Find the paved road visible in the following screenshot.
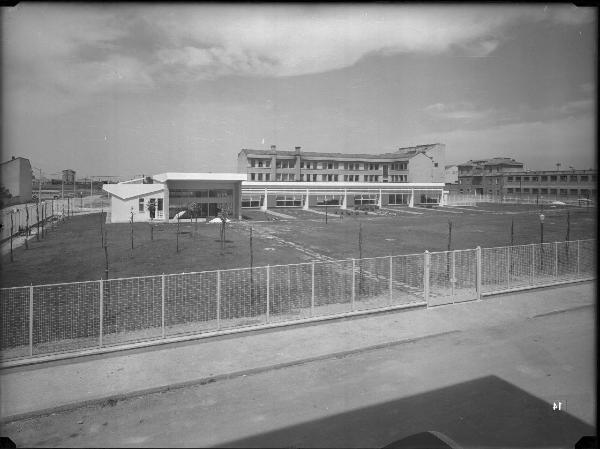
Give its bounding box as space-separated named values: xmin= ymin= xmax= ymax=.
xmin=1 ymin=285 xmax=594 ymax=447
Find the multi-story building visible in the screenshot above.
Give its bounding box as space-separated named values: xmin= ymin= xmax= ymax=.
xmin=237 ymin=144 xmax=447 ymax=209
xmin=503 ymin=169 xmax=597 ymax=201
xmin=453 ymin=157 xmax=596 ymax=201
xmin=1 ymin=156 xmax=33 ymax=203
xmin=62 ymin=169 xmax=76 ymax=185
xmin=453 ymin=158 xmax=524 ymax=196
xmin=238 ymin=143 xmax=446 ymax=184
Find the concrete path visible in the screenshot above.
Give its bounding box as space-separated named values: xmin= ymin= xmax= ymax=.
xmin=0 ymin=282 xmax=594 ymax=421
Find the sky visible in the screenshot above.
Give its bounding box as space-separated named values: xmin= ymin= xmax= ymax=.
xmin=2 ymin=3 xmax=597 ymax=180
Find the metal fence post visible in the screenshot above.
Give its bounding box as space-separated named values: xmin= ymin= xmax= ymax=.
xmin=577 ymin=240 xmax=580 ymax=277
xmin=99 ymin=279 xmax=103 ymax=347
xmin=554 ymin=241 xmax=558 ymax=279
xmin=506 ymin=246 xmax=510 ymax=290
xmin=216 ymin=270 xmax=221 ymax=330
xmin=531 ymin=244 xmax=535 ymax=285
xmin=451 ymin=251 xmax=455 ymax=302
xmin=161 ymin=274 xmax=165 ymax=338
xmin=476 ymin=246 xmax=482 ymax=300
xmin=29 ymin=284 xmax=33 ymax=356
xmin=266 ymin=265 xmax=270 ymax=323
xmin=424 ymin=251 xmax=430 ymax=307
xmin=311 ymin=262 xmax=315 ymax=317
xmin=351 ymin=259 xmax=356 ymax=311
xmin=389 ymin=255 xmax=393 ymax=305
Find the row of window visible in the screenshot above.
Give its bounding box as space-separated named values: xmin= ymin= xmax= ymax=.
xmin=506 ymin=188 xmax=593 ymax=195
xmin=507 ymin=174 xmax=595 ymax=183
xmin=138 ymin=198 xmax=163 ymax=212
xmin=248 ymin=159 xmax=411 ymax=171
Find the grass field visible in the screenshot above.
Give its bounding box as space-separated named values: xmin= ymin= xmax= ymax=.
xmin=1 ymin=204 xmax=596 ymax=288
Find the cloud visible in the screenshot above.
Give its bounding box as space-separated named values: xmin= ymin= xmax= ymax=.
xmin=423 ymin=102 xmax=497 ymax=122
xmin=2 ymin=3 xmax=596 ymax=116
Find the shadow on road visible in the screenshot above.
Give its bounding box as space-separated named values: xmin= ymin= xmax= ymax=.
xmin=217 ymin=375 xmax=594 ymax=448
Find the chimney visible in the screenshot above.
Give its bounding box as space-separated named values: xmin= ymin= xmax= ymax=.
xmin=11 ymin=156 xmax=15 ymax=160
xmin=295 ymin=146 xmax=301 ymax=154
xmin=270 ymin=145 xmax=276 ymax=151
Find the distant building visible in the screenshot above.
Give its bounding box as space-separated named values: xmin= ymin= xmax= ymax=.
xmin=0 ymin=156 xmax=32 ymax=204
xmin=444 ymin=165 xmax=459 ymax=185
xmin=238 ymin=143 xmax=446 ymax=184
xmin=62 ymin=169 xmax=76 ymax=185
xmin=454 ymin=157 xmax=597 ymax=201
xmin=452 ymin=158 xmax=524 ymax=196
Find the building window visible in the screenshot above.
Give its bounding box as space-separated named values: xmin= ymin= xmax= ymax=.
xmin=570 ymin=175 xmax=578 ymax=182
xmin=523 ymin=177 xmax=529 ymax=181
xmin=570 ymin=189 xmax=578 ymax=195
xmin=541 ymin=188 xmax=548 ymax=194
xmin=541 ymin=176 xmax=548 ymax=181
xmin=282 ymin=173 xmax=289 ymax=181
xmin=523 ymin=188 xmax=530 ymax=193
xmin=313 ymin=174 xmax=317 ymax=181
xmin=508 ymin=176 xmax=513 ymax=181
xmin=354 ymin=194 xmax=377 ymax=205
xmin=515 ymin=176 xmax=521 ymax=181
xmin=334 ymin=174 xmax=339 ymax=181
xmin=434 ymin=163 xmax=438 ymax=167
xmin=531 ymin=176 xmax=538 ymax=182
xmin=515 ymin=188 xmax=521 ymax=193
xmin=275 ymin=195 xmax=302 ymax=207
xmin=251 ymin=173 xmax=256 ymax=181
xmin=258 ymin=161 xmax=263 ymax=168
xmin=265 ymin=160 xmax=271 ymax=168
xmin=316 ymin=195 xmax=340 ymax=206
xmin=265 ymin=174 xmax=270 ymax=181
xmin=300 ymin=162 xmax=304 ymax=169
xmin=139 ymin=198 xmax=144 ymax=212
xmin=560 ymin=175 xmax=568 ymax=182
xmin=276 ymin=173 xmax=281 ymax=181
xmin=560 ymin=189 xmax=568 ymax=195
xmin=241 ymin=196 xmax=261 ymax=208
xmin=507 ymin=188 xmax=513 ymax=193
xmin=550 ymin=189 xmax=557 ymax=194
xmin=550 ymin=175 xmax=557 ymax=181
xmin=276 ymin=159 xmax=295 ymax=169
xmin=250 ymin=159 xmax=256 ymax=168
xmin=532 ymin=188 xmax=538 ymax=194
xmin=580 ymin=175 xmax=589 ymax=182
xmin=334 ymin=162 xmax=339 ymax=169
xmin=289 ymin=174 xmax=295 ymax=181
xmin=258 ymin=173 xmax=263 ymax=181
xmin=327 ymin=163 xmax=333 ymax=169
xmin=344 ymin=175 xmax=348 ymax=181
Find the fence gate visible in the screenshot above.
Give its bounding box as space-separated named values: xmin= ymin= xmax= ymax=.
xmin=427 ymin=249 xmax=478 ymax=306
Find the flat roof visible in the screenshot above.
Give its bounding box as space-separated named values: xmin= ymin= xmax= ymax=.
xmin=153 ymin=172 xmax=247 ymax=182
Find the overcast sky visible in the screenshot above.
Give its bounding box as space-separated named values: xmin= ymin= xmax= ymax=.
xmin=2 ymin=3 xmax=597 ymax=179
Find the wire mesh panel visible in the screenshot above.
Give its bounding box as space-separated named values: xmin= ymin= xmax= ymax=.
xmin=556 ymin=241 xmax=578 ymax=281
xmin=269 ymin=263 xmax=312 ymax=323
xmin=507 ymin=244 xmax=536 ymax=290
xmin=428 ymin=252 xmax=453 ymax=306
xmin=354 ymin=257 xmax=391 ymax=311
xmin=102 ymin=276 xmax=162 ymax=346
xmin=33 ymin=281 xmax=100 ymax=355
xmin=533 ymin=242 xmax=556 ymax=285
xmin=578 ymin=239 xmax=596 ymax=278
xmin=165 ymin=271 xmax=218 ymax=337
xmin=453 ymin=249 xmax=477 ymax=303
xmin=428 ymin=250 xmax=477 ymax=306
xmin=391 ymin=254 xmax=425 ymax=305
xmin=0 ymin=287 xmax=30 ymax=360
xmin=313 ymin=259 xmax=353 ymax=317
xmin=220 ymin=267 xmax=268 ymax=329
xmin=481 ymin=247 xmax=509 ymax=293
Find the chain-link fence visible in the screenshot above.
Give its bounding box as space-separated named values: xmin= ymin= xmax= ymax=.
xmin=1 ymin=239 xmax=595 ymax=362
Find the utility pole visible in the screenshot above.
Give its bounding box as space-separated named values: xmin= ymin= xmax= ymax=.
xmin=38 ymin=168 xmax=42 ymax=202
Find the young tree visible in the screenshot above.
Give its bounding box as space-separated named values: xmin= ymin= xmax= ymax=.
xmin=147 ymin=200 xmax=156 ymax=241
xmin=176 ymin=215 xmax=181 ymax=253
xmin=103 ymin=229 xmax=109 ymax=279
xmin=36 ymin=203 xmax=40 ymax=241
xmin=218 ymin=206 xmax=231 ymax=250
xmin=25 ymin=205 xmax=29 ymax=249
xmin=129 ymin=208 xmax=134 ymax=252
xmin=9 ymin=210 xmax=14 ymax=262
